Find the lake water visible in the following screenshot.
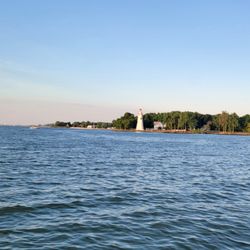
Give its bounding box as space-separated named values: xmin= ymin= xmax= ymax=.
xmin=0 ymin=126 xmax=250 ymax=249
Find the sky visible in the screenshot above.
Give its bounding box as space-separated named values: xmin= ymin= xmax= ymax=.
xmin=0 ymin=0 xmax=250 ymax=124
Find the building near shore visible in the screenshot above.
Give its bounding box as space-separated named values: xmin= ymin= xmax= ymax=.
xmin=154 ymin=121 xmax=164 ymax=130
xmin=87 ymin=124 xmax=96 ymax=129
xmin=136 ymin=109 xmax=144 ymax=131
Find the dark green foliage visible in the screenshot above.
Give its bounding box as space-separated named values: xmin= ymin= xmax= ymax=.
xmin=117 ymin=111 xmax=249 ymax=132
xmin=96 ymin=122 xmax=112 ymax=129
xmin=72 ymin=121 xmax=81 ymax=127
xmin=239 ymin=115 xmax=250 ymax=132
xmin=53 ymin=111 xmax=250 ymax=132
xmin=54 ymin=121 xmax=71 ymax=127
xmin=112 ymin=112 xmax=136 ymax=129
xmin=143 ymin=113 xmax=154 ymax=128
xmin=53 ymin=121 xmax=112 ymax=129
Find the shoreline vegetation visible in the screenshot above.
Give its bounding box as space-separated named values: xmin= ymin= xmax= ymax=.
xmin=112 ymin=129 xmax=250 ymax=136
xmin=50 ymin=110 xmax=250 ymax=136
xmin=69 ymin=127 xmax=250 ymax=136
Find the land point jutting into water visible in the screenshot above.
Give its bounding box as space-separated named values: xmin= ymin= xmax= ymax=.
xmin=51 ymin=109 xmax=250 ymax=135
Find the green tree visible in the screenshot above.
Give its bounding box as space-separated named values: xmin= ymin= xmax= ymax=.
xmin=54 ymin=121 xmax=71 ymax=127
xmin=218 ymin=111 xmax=229 ymax=132
xmin=143 ymin=113 xmax=154 ymax=129
xmin=246 ymin=123 xmax=250 ymax=133
xmin=178 ymin=112 xmax=188 ymax=130
xmin=171 ymin=111 xmax=181 ymax=129
xmin=187 ymin=112 xmax=197 ymax=130
xmin=112 ymin=113 xmax=136 ymax=129
xmin=164 ymin=113 xmax=174 ymax=130
xmin=72 ymin=121 xmax=80 ymax=127
xmin=228 ymin=113 xmax=239 ymax=132
xmin=239 ymin=115 xmax=250 ymax=132
xmin=211 ymin=115 xmax=220 ymax=131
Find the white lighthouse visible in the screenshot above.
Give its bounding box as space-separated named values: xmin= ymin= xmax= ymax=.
xmin=136 ymin=108 xmax=144 ymax=131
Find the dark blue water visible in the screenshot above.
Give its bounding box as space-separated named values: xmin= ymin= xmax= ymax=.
xmin=0 ymin=126 xmax=250 ymax=249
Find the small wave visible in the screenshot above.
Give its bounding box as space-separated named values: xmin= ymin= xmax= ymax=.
xmin=0 ymin=205 xmax=34 ymax=216
xmin=0 ymin=201 xmax=86 ymax=216
xmin=36 ymin=200 xmax=84 ymax=209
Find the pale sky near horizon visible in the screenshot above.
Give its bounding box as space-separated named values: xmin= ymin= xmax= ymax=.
xmin=1 ymin=0 xmax=250 ymax=124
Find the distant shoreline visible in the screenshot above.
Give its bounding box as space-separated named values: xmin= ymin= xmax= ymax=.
xmin=111 ymin=128 xmax=250 ymax=136
xmin=68 ymin=127 xmax=250 ymax=136
xmin=1 ymin=125 xmax=250 ymax=136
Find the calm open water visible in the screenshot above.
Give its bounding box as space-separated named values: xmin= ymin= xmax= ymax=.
xmin=0 ymin=126 xmax=250 ymax=249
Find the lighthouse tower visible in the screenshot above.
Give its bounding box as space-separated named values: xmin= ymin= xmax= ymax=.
xmin=136 ymin=109 xmax=144 ymax=131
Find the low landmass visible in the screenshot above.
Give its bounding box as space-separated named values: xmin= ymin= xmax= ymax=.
xmin=51 ymin=110 xmax=250 ymax=135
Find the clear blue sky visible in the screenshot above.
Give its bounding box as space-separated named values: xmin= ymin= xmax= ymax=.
xmin=1 ymin=0 xmax=250 ymax=124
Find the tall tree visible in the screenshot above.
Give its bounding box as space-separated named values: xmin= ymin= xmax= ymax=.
xmin=112 ymin=113 xmax=136 ymax=129
xmin=218 ymin=111 xmax=229 ymax=132
xmin=143 ymin=113 xmax=154 ymax=129
xmin=178 ymin=112 xmax=188 ymax=130
xmin=228 ymin=113 xmax=239 ymax=132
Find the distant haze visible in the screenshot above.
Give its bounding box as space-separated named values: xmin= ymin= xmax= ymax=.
xmin=1 ymin=98 xmax=248 ymax=126
xmin=0 ymin=99 xmax=134 ymax=125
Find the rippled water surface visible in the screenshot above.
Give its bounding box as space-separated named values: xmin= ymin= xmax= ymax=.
xmin=1 ymin=126 xmax=250 ymax=249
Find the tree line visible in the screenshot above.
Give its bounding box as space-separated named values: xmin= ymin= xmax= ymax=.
xmin=52 ymin=111 xmax=250 ymax=133
xmin=112 ymin=111 xmax=250 ymax=132
xmin=53 ymin=121 xmax=112 ymax=129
